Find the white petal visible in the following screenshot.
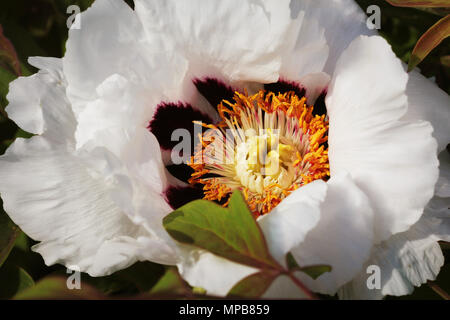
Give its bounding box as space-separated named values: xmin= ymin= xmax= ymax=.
xmin=403 ymin=69 xmax=450 ymax=153
xmin=258 ymin=180 xmax=327 ymax=262
xmin=79 ymin=127 xmax=179 ymax=260
xmin=135 ymin=0 xmax=303 ymax=83
xmin=64 ymin=0 xmax=138 ymax=112
xmin=339 ymin=205 xmax=448 ymax=299
xmin=290 ymin=0 xmax=376 ymax=74
xmin=5 ymin=76 xmax=42 ymax=134
xmin=110 ymin=175 xmax=176 ymax=252
xmin=327 ymin=36 xmax=439 ymax=242
xmin=75 ymin=74 xmax=136 ymax=149
xmin=0 ymin=137 xmax=170 ymax=276
xmin=85 ymin=236 xmax=177 ymax=274
xmin=2 ymin=50 xmax=178 ymax=275
xmin=292 ymin=173 xmax=374 ymax=295
xmin=177 ymin=248 xmax=257 ymax=297
xmin=6 ymin=57 xmax=75 ymax=140
xmin=279 ymin=12 xmax=329 ymax=80
xmin=63 ymin=0 xmax=186 ymax=115
xmin=28 ymin=56 xmax=64 ymax=79
xmin=73 ymin=61 xmax=195 ymax=153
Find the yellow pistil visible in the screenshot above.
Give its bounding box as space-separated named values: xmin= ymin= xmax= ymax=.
xmin=189 ymin=90 xmax=329 ymax=217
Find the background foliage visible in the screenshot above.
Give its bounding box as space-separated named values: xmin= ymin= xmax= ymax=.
xmin=0 ymin=0 xmax=448 ymax=299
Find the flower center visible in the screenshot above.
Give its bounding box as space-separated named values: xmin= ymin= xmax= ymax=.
xmin=189 ymin=90 xmax=329 ymax=217
xmin=235 ymin=130 xmax=297 ymax=193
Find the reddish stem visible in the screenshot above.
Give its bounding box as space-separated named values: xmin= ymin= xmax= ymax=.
xmin=428 ymin=282 xmax=450 ymax=300
xmin=285 ymin=271 xmax=318 ymax=300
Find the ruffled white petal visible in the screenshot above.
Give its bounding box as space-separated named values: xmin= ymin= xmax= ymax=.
xmin=339 ymin=203 xmax=449 ymax=299
xmin=403 ymin=69 xmax=450 ymax=153
xmin=135 ymin=0 xmax=325 ymax=84
xmin=0 ymin=136 xmax=157 ymax=276
xmin=292 ymin=173 xmax=374 ymax=295
xmin=79 ymin=127 xmax=179 ymax=263
xmin=2 ymin=52 xmax=178 ymax=275
xmin=64 ymin=0 xmax=187 ymax=116
xmin=339 ymin=154 xmax=450 ymax=300
xmin=64 ymin=0 xmax=143 ymax=113
xmin=327 ymin=35 xmax=439 ymax=242
xmin=135 ymin=0 xmax=288 ymax=82
xmin=258 ymin=180 xmax=327 ymax=262
xmin=6 ymin=57 xmax=74 ymax=140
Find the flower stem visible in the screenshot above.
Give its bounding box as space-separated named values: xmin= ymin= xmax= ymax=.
xmin=285 ymin=271 xmax=318 ymax=300
xmin=428 ymin=282 xmax=450 ymax=300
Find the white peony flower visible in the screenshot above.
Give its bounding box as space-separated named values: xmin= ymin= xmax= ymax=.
xmin=0 ymin=0 xmax=448 ymax=299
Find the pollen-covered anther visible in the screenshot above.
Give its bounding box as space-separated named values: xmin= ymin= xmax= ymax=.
xmin=189 ymin=90 xmax=329 ymax=216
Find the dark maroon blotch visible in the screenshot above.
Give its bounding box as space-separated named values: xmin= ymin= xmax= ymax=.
xmin=165 ymin=185 xmax=204 ymax=209
xmin=193 ymin=77 xmax=236 ymax=111
xmin=264 ymin=79 xmax=306 ymax=99
xmin=166 ymin=164 xmax=195 ymax=183
xmin=148 ymin=102 xmax=213 ymax=150
xmin=312 ymin=90 xmax=327 ymax=117
xmin=313 ymin=90 xmax=328 ymax=150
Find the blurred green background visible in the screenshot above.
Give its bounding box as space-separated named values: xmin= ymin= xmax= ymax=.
xmin=0 ymin=0 xmax=448 ymax=299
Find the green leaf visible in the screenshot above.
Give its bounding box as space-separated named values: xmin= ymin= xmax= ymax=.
xmin=227 ymin=271 xmax=279 ymax=298
xmin=0 ymin=264 xmax=34 ymax=299
xmin=16 ymin=267 xmax=34 ymax=290
xmin=286 ymin=252 xmax=301 ymax=271
xmin=300 ymin=265 xmax=333 ymax=280
xmin=192 ymin=286 xmax=207 ymax=295
xmin=408 ymin=14 xmax=450 ymax=71
xmin=163 ymin=190 xmax=279 ymax=270
xmin=15 ymin=128 xmax=33 ymax=139
xmin=386 ymin=0 xmax=450 ymax=7
xmin=12 ymin=231 xmax=28 ymax=251
xmin=14 ymin=276 xmax=105 ymax=300
xmin=0 ymin=209 xmax=20 ymax=267
xmin=285 ymin=253 xmax=332 ymax=280
xmin=149 ymin=268 xmax=190 ymax=296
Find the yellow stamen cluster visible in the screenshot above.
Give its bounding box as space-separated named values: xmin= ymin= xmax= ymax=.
xmin=189 ymin=90 xmax=329 ymax=217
